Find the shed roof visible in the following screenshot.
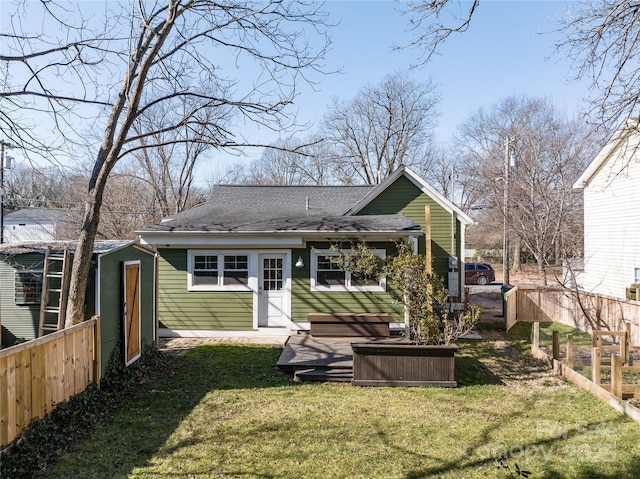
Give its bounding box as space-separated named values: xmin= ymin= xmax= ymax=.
xmin=0 ymin=240 xmax=149 ymax=256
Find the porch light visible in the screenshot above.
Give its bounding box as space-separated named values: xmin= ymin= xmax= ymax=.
xmin=295 ymin=256 xmax=304 ymax=269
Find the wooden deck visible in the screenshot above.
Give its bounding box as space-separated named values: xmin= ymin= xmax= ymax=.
xmin=276 ymin=334 xmax=354 ymax=371
xmin=276 ymin=334 xmax=411 ymax=382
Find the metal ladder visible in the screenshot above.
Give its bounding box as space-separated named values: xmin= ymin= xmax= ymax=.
xmin=38 ymin=247 xmax=70 ymax=336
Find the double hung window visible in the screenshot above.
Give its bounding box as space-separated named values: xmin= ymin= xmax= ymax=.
xmin=189 ymin=251 xmax=249 ymax=290
xmin=311 ymin=249 xmax=385 ymax=292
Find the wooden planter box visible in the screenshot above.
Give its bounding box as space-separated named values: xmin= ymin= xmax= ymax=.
xmin=351 ymin=342 xmax=458 ymax=388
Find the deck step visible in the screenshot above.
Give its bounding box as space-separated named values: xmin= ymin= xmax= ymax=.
xmin=294 ymin=368 xmax=353 ymax=382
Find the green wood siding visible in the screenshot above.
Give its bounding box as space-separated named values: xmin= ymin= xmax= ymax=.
xmin=98 ymin=245 xmax=156 ymax=372
xmin=357 ymin=175 xmax=461 ymax=279
xmin=291 ymin=243 xmax=404 ymax=323
xmin=0 ymin=253 xmax=97 ymax=347
xmin=157 ymin=249 xmax=253 ymax=330
xmin=0 ymin=253 xmax=42 ymax=346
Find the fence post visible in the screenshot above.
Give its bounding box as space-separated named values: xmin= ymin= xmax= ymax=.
xmin=612 ymin=353 xmax=623 ymax=398
xmin=93 ymin=316 xmax=101 ymax=388
xmin=592 ymin=347 xmax=601 ymax=385
xmin=552 ymin=330 xmax=560 ymax=360
xmin=625 ymin=323 xmax=632 ymax=366
xmin=566 ymin=334 xmax=574 ymax=369
xmin=532 ymin=322 xmax=540 ymax=349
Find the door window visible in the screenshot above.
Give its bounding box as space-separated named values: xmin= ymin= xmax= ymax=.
xmin=263 ymin=257 xmax=283 ymax=291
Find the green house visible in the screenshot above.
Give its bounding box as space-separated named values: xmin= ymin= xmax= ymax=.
xmin=0 ymin=240 xmax=156 ymax=374
xmin=137 ymin=167 xmax=472 ymax=337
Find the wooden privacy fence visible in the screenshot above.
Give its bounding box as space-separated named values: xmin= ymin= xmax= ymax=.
xmin=505 ymin=286 xmax=640 ymax=345
xmin=0 ymin=317 xmax=100 ymax=449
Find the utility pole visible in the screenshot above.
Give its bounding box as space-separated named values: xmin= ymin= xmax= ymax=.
xmin=0 ymin=140 xmax=14 ymax=244
xmin=502 ymin=137 xmax=517 ymax=286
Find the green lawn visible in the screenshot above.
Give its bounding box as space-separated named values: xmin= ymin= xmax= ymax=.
xmin=38 ymin=329 xmax=640 ymax=479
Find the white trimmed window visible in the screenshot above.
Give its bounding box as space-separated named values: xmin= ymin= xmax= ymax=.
xmin=310 ymin=249 xmax=386 ymax=292
xmin=188 ymin=251 xmax=250 ymax=291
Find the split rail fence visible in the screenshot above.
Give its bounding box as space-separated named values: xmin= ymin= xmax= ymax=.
xmin=0 ymin=317 xmax=100 ymax=449
xmin=505 ymin=286 xmax=640 ymax=423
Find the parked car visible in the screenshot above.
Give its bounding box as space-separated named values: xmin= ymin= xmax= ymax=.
xmin=464 ymin=262 xmax=495 ymax=285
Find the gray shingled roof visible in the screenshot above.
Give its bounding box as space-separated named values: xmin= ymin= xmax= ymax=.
xmin=140 ymin=185 xmax=420 ymax=234
xmin=4 ymin=207 xmax=60 ymax=222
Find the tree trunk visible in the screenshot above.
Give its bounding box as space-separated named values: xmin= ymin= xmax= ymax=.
xmin=512 ymin=236 xmax=522 ymax=272
xmin=535 ymin=253 xmax=547 ymax=286
xmin=64 ymin=6 xmax=177 ymax=325
xmin=65 ymin=148 xmax=113 ymax=326
xmin=65 ymin=194 xmax=103 ymax=326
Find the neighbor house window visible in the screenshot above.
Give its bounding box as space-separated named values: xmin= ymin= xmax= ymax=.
xmin=188 ymin=251 xmax=251 ymax=291
xmin=311 ymin=249 xmax=385 ymax=292
xmin=15 ymin=270 xmax=43 ymax=304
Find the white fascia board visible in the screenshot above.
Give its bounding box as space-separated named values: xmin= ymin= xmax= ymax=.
xmin=345 ymin=166 xmax=474 ymax=225
xmin=303 ymin=232 xmax=422 ymax=243
xmin=138 ymin=230 xmax=419 ymax=248
xmin=94 ymin=240 xmax=137 ymax=258
xmin=138 ymin=232 xmax=305 ymax=248
xmin=573 ymin=119 xmax=639 ymax=189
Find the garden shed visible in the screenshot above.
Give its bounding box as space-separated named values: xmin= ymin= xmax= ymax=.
xmin=0 ymin=240 xmax=157 ymax=374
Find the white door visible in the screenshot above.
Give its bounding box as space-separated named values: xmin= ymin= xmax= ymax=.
xmin=258 ymin=254 xmax=288 ymax=327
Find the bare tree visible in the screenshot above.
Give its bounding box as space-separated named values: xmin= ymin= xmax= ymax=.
xmin=3 ymin=164 xmax=68 ymax=209
xmin=241 ymin=135 xmax=332 ymax=185
xmin=558 ymin=0 xmax=640 ymax=129
xmin=402 ymin=0 xmax=480 ymax=65
xmin=404 ymin=0 xmax=640 ymax=131
xmin=321 ymin=72 xmax=440 ymax=185
xmin=126 ymin=99 xmax=224 ymax=216
xmin=455 ymin=96 xmax=596 ymax=284
xmin=1 ymin=1 xmax=330 ymax=325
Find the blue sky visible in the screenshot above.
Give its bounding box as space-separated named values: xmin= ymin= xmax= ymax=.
xmin=308 ymin=0 xmax=587 ymax=140
xmin=214 ymin=0 xmax=592 ymax=178
xmin=2 ymin=1 xmax=591 ymax=179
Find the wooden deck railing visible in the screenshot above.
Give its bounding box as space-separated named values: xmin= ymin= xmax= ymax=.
xmin=0 ymin=317 xmax=100 ymax=448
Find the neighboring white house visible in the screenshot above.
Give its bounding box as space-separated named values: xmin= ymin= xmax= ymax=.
xmin=573 ymin=119 xmax=640 ymax=299
xmin=3 ymin=208 xmax=59 ymax=242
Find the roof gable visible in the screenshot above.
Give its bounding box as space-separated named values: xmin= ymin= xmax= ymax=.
xmin=574 ymin=119 xmax=640 ymax=189
xmin=347 ymin=166 xmax=473 ymax=225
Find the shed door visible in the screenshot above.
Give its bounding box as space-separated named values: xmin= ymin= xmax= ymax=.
xmin=258 ymin=254 xmax=288 ymax=328
xmin=123 ymin=261 xmax=141 ymax=366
